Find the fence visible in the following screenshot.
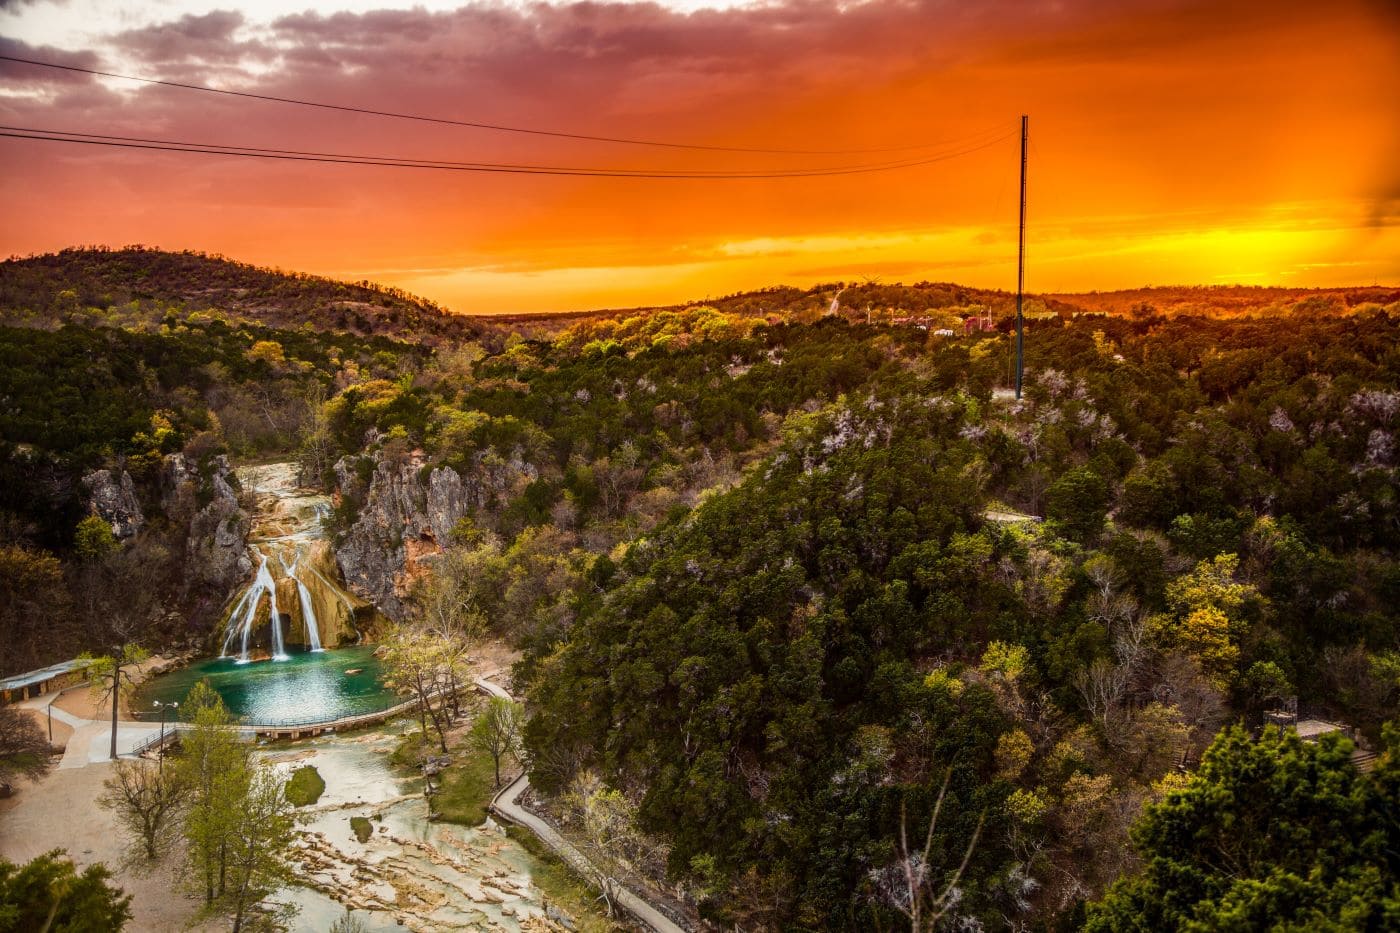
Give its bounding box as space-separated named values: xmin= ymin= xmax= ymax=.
xmin=131 ymin=682 xmax=476 ymax=744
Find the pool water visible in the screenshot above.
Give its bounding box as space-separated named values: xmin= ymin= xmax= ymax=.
xmin=135 ymin=646 xmax=396 ymax=726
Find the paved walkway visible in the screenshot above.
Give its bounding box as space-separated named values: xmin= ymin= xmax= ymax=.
xmin=475 ymin=676 xmax=687 ymax=933
xmin=16 ymin=693 xmax=167 ymax=769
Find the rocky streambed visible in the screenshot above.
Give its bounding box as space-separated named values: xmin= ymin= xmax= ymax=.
xmin=263 ymin=726 xmax=596 ymax=932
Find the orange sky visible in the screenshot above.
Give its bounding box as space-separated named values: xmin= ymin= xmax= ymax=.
xmin=1 ymin=0 xmax=1398 ymax=313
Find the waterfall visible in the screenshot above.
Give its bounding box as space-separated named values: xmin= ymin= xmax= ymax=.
xmin=285 ymin=552 xmax=324 ymax=652
xmin=216 ymin=462 xmax=364 ymax=660
xmin=219 ymin=548 xmax=289 ymax=663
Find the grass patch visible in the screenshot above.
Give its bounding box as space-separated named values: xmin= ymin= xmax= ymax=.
xmin=504 ymin=824 xmax=619 ymax=932
xmin=285 ymin=765 xmax=326 ymax=806
xmin=432 ymin=751 xmax=499 ymax=827
xmin=388 ymin=704 xmax=500 ymax=827
xmin=389 ymin=728 xmax=430 ymax=770
xmin=349 ymin=816 xmax=373 ymax=843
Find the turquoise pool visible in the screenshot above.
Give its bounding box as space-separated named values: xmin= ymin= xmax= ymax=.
xmin=134 ymin=646 xmax=396 ymax=726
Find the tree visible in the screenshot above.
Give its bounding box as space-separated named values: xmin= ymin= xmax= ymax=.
xmin=380 ymin=624 xmax=459 ymax=752
xmin=564 ymin=770 xmax=667 ymax=918
xmin=1045 ymin=467 xmax=1110 ymax=542
xmin=224 ymin=766 xmax=299 ymax=933
xmin=410 ymin=549 xmax=484 ymax=719
xmin=176 ymin=680 xmax=250 ymax=906
xmin=468 ymin=696 xmax=524 ymax=787
xmin=1085 ymin=724 xmax=1400 ymax=931
xmin=0 ymin=849 xmax=132 ymax=932
xmin=0 ymin=542 xmax=68 ymax=677
xmin=0 ymin=704 xmax=52 ymax=790
xmin=83 ymin=644 xmax=150 ymax=760
xmin=870 ymin=771 xmax=986 ymax=932
xmin=1151 ymin=554 xmax=1262 ymax=690
xmin=73 ymin=515 xmax=118 ymax=562
xmin=98 ymin=758 xmax=188 ymax=862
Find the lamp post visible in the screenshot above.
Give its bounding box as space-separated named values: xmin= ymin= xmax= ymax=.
xmin=153 ymin=700 xmax=178 ymax=773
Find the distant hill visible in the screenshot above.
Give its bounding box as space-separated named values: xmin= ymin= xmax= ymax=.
xmin=1044 ymin=284 xmax=1400 ymax=318
xmin=4 ymin=249 xmax=1392 ymax=343
xmin=0 ymin=247 xmax=486 ymax=346
xmin=493 ymin=280 xmax=1400 ymax=337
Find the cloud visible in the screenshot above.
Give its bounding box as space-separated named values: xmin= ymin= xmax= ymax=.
xmin=0 ymin=0 xmax=1396 ymax=310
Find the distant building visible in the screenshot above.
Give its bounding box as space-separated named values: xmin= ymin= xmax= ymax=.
xmin=963 ymin=315 xmax=997 ymax=334
xmin=0 ymin=659 xmax=91 ymax=704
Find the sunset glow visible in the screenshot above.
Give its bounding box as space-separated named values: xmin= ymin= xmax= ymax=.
xmin=2 ymin=0 xmax=1397 ymax=313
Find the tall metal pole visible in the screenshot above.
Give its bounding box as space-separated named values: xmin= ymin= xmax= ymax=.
xmin=1015 ymin=114 xmax=1028 ymax=400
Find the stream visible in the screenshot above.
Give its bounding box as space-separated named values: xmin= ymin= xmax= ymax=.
xmin=264 ymin=726 xmax=581 ymax=932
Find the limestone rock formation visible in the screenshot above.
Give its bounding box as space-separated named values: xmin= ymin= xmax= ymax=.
xmin=162 ymin=453 xmax=252 ymax=593
xmin=81 ymin=468 xmax=145 ymax=538
xmin=332 ymin=449 xmax=536 ymax=618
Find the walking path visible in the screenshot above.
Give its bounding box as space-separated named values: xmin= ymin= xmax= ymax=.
xmin=475 ymin=675 xmax=688 ymax=933
xmin=16 ymin=691 xmax=169 ymax=768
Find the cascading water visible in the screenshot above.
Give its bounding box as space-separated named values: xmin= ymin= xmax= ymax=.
xmin=221 ymin=548 xmax=289 ymax=662
xmin=284 ymin=554 xmax=324 ymax=652
xmin=217 ymin=463 xmax=364 ymax=662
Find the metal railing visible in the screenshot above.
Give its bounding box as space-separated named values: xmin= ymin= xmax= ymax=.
xmin=131 ymin=682 xmax=475 ymax=734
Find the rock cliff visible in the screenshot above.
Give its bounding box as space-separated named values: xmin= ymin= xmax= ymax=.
xmin=332 ymin=449 xmax=536 ymax=618
xmin=162 ymin=453 xmax=253 ymax=595
xmin=81 ymin=468 xmax=145 ymax=538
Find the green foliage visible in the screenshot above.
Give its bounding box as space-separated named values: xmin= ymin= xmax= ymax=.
xmin=0 ymin=542 xmax=66 ymax=677
xmin=284 ymin=765 xmax=326 ymax=807
xmin=1086 ymin=725 xmax=1400 ymax=931
xmin=1045 ymin=466 xmax=1110 ymax=541
xmin=74 ymin=515 xmax=119 ymax=561
xmin=527 ymin=395 xmax=1014 ymax=927
xmin=430 ymin=749 xmax=501 ymax=827
xmin=468 ymin=696 xmax=524 ymax=788
xmin=0 ymin=850 xmax=133 ymax=932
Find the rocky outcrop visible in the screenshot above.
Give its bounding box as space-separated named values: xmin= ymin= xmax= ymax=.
xmin=333 ymin=449 xmax=536 ymax=618
xmin=162 ymin=453 xmax=252 ymax=594
xmin=81 ymin=468 xmax=145 ymax=538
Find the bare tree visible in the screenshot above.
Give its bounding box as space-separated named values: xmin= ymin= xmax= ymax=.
xmin=84 ymin=644 xmax=150 ymax=760
xmin=380 ymin=624 xmax=457 ymax=752
xmin=564 ymin=770 xmax=668 ymax=918
xmin=0 ymin=704 xmax=52 ymax=791
xmin=98 ymin=758 xmax=188 ymax=861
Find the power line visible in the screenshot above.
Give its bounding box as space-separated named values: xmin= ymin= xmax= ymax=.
xmin=0 ymin=53 xmax=1010 ymax=157
xmin=0 ymin=125 xmax=1018 ymax=179
xmin=0 ymin=123 xmax=1012 ymax=175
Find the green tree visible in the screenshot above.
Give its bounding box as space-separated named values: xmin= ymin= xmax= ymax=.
xmin=0 ymin=849 xmax=132 ymax=932
xmin=176 ymin=680 xmax=250 ymax=906
xmin=224 ymin=767 xmax=299 ymax=933
xmin=380 ymin=624 xmax=460 ymax=752
xmin=73 ymin=515 xmax=118 ymax=562
xmin=1085 ymin=724 xmax=1400 ymax=931
xmin=1045 ymin=467 xmax=1110 ymax=542
xmin=468 ymin=696 xmax=524 ymax=787
xmin=0 ymin=543 xmax=67 ymax=677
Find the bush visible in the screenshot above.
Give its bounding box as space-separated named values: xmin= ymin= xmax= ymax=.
xmin=284 ymin=765 xmax=325 ymax=806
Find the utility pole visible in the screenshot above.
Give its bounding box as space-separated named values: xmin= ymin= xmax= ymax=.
xmin=1015 ymin=114 xmax=1028 ymax=400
